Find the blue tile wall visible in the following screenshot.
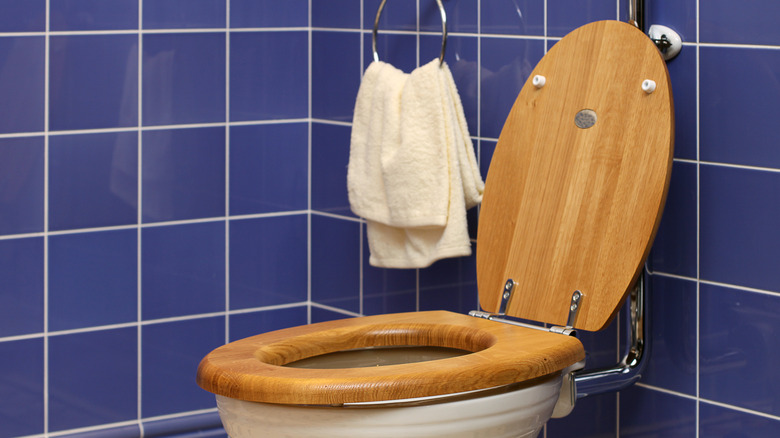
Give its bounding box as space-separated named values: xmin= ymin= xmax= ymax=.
xmin=48 ymin=328 xmax=137 ymax=431
xmin=0 ymin=338 xmax=44 ymax=438
xmin=51 ymin=0 xmax=138 ymax=31
xmin=49 ymin=229 xmax=137 ymax=330
xmin=142 ymin=33 xmax=225 ymax=126
xmin=0 ymin=136 xmax=45 ymax=235
xmin=49 ymin=34 xmax=138 ymax=131
xmin=0 ymin=37 xmax=45 ymax=134
xmin=1 ymin=1 xmax=780 ymax=437
xmin=49 ymin=131 xmax=138 ymax=230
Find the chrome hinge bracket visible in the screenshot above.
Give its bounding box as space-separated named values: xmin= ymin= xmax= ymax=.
xmin=498 ymin=279 xmax=515 ymax=315
xmin=469 ymin=284 xmax=584 ymax=337
xmin=549 ymin=290 xmax=583 ymax=336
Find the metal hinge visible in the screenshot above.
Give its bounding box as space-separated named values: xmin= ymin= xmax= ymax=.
xmin=469 ymin=282 xmax=583 ymax=337
xmin=549 ymin=290 xmax=584 ymax=336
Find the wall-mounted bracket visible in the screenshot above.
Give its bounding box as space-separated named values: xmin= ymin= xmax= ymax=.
xmin=648 ymin=24 xmax=682 ymax=61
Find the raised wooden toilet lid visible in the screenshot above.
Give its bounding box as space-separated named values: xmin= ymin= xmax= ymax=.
xmin=197 ymin=20 xmax=673 ymax=405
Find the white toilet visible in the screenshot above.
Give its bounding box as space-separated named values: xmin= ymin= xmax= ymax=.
xmin=197 ymin=20 xmax=673 ymax=438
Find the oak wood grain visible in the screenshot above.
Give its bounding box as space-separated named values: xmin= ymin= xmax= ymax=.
xmin=476 ymin=21 xmax=674 ymax=331
xmin=197 ymin=311 xmax=584 ymax=404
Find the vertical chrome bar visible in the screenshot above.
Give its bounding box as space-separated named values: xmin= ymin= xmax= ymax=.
xmin=628 ymin=0 xmax=645 ymax=32
xmin=573 ymin=271 xmax=650 ymax=398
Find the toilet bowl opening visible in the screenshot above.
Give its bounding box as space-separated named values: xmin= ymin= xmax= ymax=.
xmin=284 ymin=345 xmax=472 ymax=369
xmin=253 ymin=322 xmax=496 ymax=367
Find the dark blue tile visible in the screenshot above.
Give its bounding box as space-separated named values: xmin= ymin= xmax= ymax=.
xmin=647 ymin=0 xmax=696 ymax=45
xmin=700 ymin=402 xmax=780 ymax=438
xmin=311 ymin=123 xmax=351 ymax=216
xmin=49 ymin=230 xmax=137 ymax=331
xmin=229 ymin=123 xmax=308 ymax=215
xmin=51 ymin=0 xmax=138 ymax=31
xmin=49 ymin=131 xmax=138 ymax=231
xmin=231 ymin=0 xmax=308 ymax=28
xmin=666 ymin=46 xmax=696 ymax=160
xmin=420 ymin=34 xmax=479 ymax=135
xmin=229 ymin=306 xmax=308 ymax=341
xmin=313 ymin=31 xmax=360 ymax=121
xmin=642 ymin=276 xmax=697 ymax=395
xmin=311 ymin=306 xmax=353 ymax=324
xmin=143 ymin=411 xmax=224 ymax=438
xmin=419 ymin=253 xmax=477 ymax=314
xmin=0 ymin=338 xmax=43 ymax=438
xmin=142 ymin=316 xmax=225 ymax=417
xmin=576 ymin=312 xmax=618 ymax=370
xmin=700 ymin=47 xmax=780 ymax=169
xmin=142 ymin=222 xmax=225 ymax=320
xmin=619 ymin=385 xmax=696 ymax=437
xmin=700 ymin=165 xmax=780 ymax=292
xmin=0 ymin=238 xmax=43 ymax=337
xmin=0 ymin=136 xmax=44 ymax=235
xmin=229 ymin=215 xmax=307 ymax=310
xmin=142 ymin=127 xmax=225 ymax=223
xmin=480 ymin=0 xmax=544 ymax=36
xmin=701 ymin=1 xmax=780 ymax=46
xmin=480 ymin=37 xmax=544 ymax=138
xmin=421 ymin=0 xmax=477 ymax=34
xmin=362 ymin=224 xmax=417 ymax=315
xmin=312 ymin=0 xmax=359 ymax=28
xmin=50 ymin=34 xmax=138 ymax=131
xmin=311 ymin=215 xmax=360 ymax=313
xmin=48 ymin=328 xmax=137 ymax=432
xmin=364 ymin=0 xmax=416 ymax=31
xmin=143 ymin=0 xmax=225 ymax=29
xmin=362 ymin=32 xmax=417 ymax=73
xmin=143 ymin=33 xmax=225 ymax=126
xmin=700 ymin=284 xmax=780 ymax=416
xmin=480 ymin=139 xmax=497 ymax=180
xmin=59 ymin=424 xmax=141 ymax=438
xmin=547 ymin=0 xmax=615 ymax=37
xmin=230 ymin=31 xmax=308 ymax=121
xmin=0 ymin=0 xmax=45 ymax=32
xmin=0 ymin=37 xmax=44 ymax=133
xmin=547 ymin=392 xmax=616 ymax=437
xmin=650 ymin=161 xmax=697 ymax=277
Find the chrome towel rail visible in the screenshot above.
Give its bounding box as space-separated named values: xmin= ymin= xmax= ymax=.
xmin=372 ymin=0 xmax=448 ymax=67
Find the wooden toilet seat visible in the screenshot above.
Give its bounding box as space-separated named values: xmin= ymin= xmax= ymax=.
xmin=198 ymin=20 xmax=673 ymax=407
xmin=197 ymin=311 xmax=585 ymax=405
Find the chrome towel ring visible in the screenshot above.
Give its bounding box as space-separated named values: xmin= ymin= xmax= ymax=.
xmin=372 ymin=0 xmax=448 ymax=67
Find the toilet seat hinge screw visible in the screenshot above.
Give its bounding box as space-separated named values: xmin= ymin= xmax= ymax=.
xmin=498 ymin=279 xmax=515 ymax=315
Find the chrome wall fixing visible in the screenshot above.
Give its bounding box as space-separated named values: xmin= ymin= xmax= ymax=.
xmin=573 ymin=272 xmax=650 ymax=398
xmin=629 ymin=0 xmax=682 ymax=61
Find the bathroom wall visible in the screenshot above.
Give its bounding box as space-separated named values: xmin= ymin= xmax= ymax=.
xmin=0 ymin=1 xmax=778 ymax=437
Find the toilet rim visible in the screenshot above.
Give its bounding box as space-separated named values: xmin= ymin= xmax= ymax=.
xmin=197 ymin=311 xmax=585 ymax=405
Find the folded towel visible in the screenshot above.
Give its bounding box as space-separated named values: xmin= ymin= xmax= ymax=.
xmin=348 ymin=60 xmax=450 ymax=228
xmin=348 ymin=59 xmax=484 ymax=269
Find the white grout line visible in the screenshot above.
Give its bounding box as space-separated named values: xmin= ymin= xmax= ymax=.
xmin=136 ymin=0 xmax=144 ymax=434
xmin=42 ymin=1 xmax=51 ymax=434
xmin=224 ymin=0 xmax=232 ymax=347
xmin=310 ymin=302 xmax=362 ymax=318
xmin=695 ymin=3 xmax=702 ymax=432
xmin=307 ymin=0 xmax=314 ymax=326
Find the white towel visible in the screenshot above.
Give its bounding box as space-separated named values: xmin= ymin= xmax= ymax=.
xmin=348 ymin=59 xmax=484 ymax=269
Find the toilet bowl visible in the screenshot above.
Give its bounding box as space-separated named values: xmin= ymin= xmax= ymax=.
xmin=197 ymin=20 xmax=673 ymax=438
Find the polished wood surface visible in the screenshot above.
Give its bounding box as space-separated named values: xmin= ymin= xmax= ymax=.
xmin=197 ymin=311 xmax=584 ymax=404
xmin=477 ymin=21 xmax=674 ymax=331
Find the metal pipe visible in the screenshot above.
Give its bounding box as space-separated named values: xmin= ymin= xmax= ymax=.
xmin=573 ymin=270 xmax=650 ymax=398
xmin=628 ymin=0 xmax=645 ymax=32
